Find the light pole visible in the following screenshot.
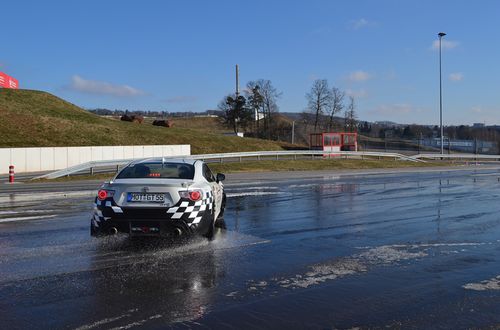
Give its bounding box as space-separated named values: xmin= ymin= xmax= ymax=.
xmin=291 ymin=120 xmax=295 ymax=144
xmin=438 ymin=32 xmax=446 ymax=155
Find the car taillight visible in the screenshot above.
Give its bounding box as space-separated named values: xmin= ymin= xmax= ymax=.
xmin=179 ymin=190 xmax=202 ymax=201
xmin=189 ymin=191 xmax=201 ymax=201
xmin=97 ymin=189 xmax=115 ymax=201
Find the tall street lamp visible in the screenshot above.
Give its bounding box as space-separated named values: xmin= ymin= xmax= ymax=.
xmin=438 ymin=32 xmax=446 ymax=155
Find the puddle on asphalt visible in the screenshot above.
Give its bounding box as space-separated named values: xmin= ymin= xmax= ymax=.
xmin=228 ymin=186 xmax=280 ymax=191
xmin=0 ymin=229 xmax=270 ymax=283
xmin=0 ymin=191 xmax=96 ymax=223
xmin=0 ymin=190 xmax=96 ymax=204
xmin=3 ymin=230 xmax=271 ymax=330
xmin=0 ymin=209 xmax=56 ymax=215
xmin=0 ymin=214 xmax=57 ymax=223
xmin=0 ymin=209 xmax=59 ymax=223
xmin=73 ymin=309 xmax=141 ymax=330
xmin=227 ymin=191 xmax=281 ymax=197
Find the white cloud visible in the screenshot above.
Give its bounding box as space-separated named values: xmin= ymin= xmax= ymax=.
xmin=345 ymin=89 xmax=368 ymax=99
xmin=165 ymin=95 xmax=198 ymax=103
xmin=69 ymin=75 xmax=144 ymax=97
xmin=431 ymin=39 xmax=459 ymax=51
xmin=449 ymin=72 xmax=464 ymax=82
xmin=348 ymin=70 xmax=373 ymax=82
xmin=349 ymin=18 xmax=376 ymax=30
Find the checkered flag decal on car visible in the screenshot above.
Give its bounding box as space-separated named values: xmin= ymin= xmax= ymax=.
xmin=166 ymin=191 xmax=214 ymax=226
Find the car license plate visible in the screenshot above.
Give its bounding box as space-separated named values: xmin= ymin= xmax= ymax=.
xmin=127 ymin=193 xmax=165 ymax=203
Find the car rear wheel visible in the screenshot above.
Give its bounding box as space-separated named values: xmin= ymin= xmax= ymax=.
xmin=205 ymin=204 xmax=217 ymax=240
xmin=205 ymin=217 xmax=215 ymax=240
xmin=90 ymin=221 xmax=98 ymax=236
xmin=218 ymin=193 xmax=226 ymax=219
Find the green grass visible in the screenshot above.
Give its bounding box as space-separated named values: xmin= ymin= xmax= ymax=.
xmin=159 ymin=116 xmax=229 ymax=132
xmin=208 ymin=159 xmax=449 ymax=173
xmin=0 ymin=89 xmax=284 ymax=154
xmin=1 ymin=89 xmax=459 ymax=183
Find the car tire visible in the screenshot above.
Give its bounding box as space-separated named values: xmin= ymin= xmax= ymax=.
xmin=214 ymin=193 xmax=226 ymax=229
xmin=90 ymin=219 xmax=103 ymax=237
xmin=218 ymin=193 xmax=226 ymax=219
xmin=205 ymin=205 xmax=216 ymax=240
xmin=90 ymin=221 xmax=97 ymax=237
xmin=215 ymin=218 xmax=226 ymax=229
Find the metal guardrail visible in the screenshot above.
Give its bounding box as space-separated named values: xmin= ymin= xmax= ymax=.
xmin=412 ymin=153 xmax=500 ymax=161
xmin=33 ymin=158 xmax=137 ymax=180
xmin=190 ymin=150 xmax=424 ymax=163
xmin=33 ymin=150 xmax=426 ymax=180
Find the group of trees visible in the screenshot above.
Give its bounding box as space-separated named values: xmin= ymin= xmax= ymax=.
xmin=303 ymin=79 xmax=357 ymax=133
xmin=218 ymin=79 xmax=281 ymax=139
xmin=218 ymin=77 xmax=360 ymax=144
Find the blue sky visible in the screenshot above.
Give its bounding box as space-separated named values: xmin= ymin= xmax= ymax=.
xmin=2 ymin=0 xmax=499 ymax=125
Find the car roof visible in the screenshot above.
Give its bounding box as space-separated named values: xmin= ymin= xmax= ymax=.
xmin=128 ymin=158 xmax=198 ymax=166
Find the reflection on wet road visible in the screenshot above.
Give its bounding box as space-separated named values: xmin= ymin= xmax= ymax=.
xmin=1 ymin=169 xmax=500 ymax=329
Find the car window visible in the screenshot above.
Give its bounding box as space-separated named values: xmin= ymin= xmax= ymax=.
xmin=202 ymin=164 xmax=215 ymax=182
xmin=116 ymin=162 xmax=194 ymax=179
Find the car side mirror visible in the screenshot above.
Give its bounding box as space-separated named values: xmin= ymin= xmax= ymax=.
xmin=216 ymin=173 xmax=225 ymax=182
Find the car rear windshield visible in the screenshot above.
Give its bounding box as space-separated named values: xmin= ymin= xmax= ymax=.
xmin=116 ymin=162 xmax=195 ymax=179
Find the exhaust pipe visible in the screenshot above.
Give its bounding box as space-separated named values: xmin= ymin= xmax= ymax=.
xmin=174 ymin=228 xmax=182 ymax=236
xmin=108 ymin=227 xmax=118 ymax=235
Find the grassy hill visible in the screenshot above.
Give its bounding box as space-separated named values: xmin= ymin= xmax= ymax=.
xmin=0 ymin=89 xmax=284 ymax=154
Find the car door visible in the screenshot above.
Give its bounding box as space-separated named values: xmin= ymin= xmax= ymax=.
xmin=202 ymin=164 xmax=222 ymax=217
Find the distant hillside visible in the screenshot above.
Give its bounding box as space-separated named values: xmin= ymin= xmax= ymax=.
xmin=0 ymin=89 xmax=284 ymax=154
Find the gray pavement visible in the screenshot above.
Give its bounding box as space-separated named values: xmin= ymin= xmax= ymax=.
xmin=1 ymin=166 xmax=500 ymax=329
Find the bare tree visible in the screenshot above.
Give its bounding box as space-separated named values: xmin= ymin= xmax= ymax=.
xmin=328 ymin=87 xmax=345 ymax=130
xmin=344 ymin=96 xmax=358 ymax=132
xmin=247 ymin=79 xmax=281 ymax=139
xmin=217 ymin=96 xmax=233 ymax=122
xmin=245 ymin=84 xmax=264 ymax=134
xmin=306 ymin=79 xmax=332 ymax=132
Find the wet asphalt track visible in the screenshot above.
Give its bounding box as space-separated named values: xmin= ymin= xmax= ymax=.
xmin=1 ymin=167 xmax=500 ymax=329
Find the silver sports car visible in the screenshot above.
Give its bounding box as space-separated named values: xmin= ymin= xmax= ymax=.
xmin=90 ymin=158 xmax=226 ymax=238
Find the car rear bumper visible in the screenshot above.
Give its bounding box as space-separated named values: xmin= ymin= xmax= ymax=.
xmin=90 ymin=197 xmax=213 ymax=237
xmin=94 ymin=218 xmax=194 ymax=237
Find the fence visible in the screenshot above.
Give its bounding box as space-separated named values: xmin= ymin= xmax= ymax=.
xmin=412 ymin=153 xmax=500 ymax=161
xmin=0 ymin=145 xmax=191 ymax=174
xmin=34 ymin=150 xmax=425 ymax=179
xmin=12 ymin=149 xmax=500 ymax=180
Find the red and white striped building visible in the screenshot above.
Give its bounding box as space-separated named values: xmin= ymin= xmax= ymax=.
xmin=0 ymin=72 xmax=19 ymax=89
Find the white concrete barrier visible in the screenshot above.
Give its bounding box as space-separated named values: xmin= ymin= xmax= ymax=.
xmin=0 ymin=145 xmax=191 ymax=174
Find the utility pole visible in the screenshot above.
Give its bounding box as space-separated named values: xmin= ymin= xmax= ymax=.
xmin=418 ymin=132 xmax=422 ymax=153
xmin=235 ymin=64 xmax=240 ymax=98
xmin=438 ymin=32 xmax=446 ymax=155
xmin=291 ymin=120 xmax=295 ymax=144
